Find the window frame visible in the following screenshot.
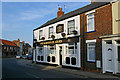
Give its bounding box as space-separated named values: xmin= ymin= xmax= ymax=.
xmin=66 ymin=42 xmax=77 ymax=54
xmin=87 ymin=42 xmax=96 ymax=62
xmin=47 ymin=45 xmax=56 ymax=54
xmin=68 ymin=20 xmax=75 ymax=35
xmin=49 ymin=26 xmax=53 ymax=38
xmin=39 ymin=30 xmax=43 ymax=40
xmin=87 ymin=13 xmax=95 ymax=32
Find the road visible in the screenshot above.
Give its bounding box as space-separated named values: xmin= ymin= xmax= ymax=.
xmin=2 ymin=58 xmax=85 ymax=79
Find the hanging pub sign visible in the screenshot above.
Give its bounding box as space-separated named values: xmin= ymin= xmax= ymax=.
xmin=56 ymin=24 xmax=64 ymax=33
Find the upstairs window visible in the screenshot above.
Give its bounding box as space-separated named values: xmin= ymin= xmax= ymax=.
xmin=39 ymin=30 xmax=43 ymax=40
xmin=87 ymin=13 xmax=95 ymax=32
xmin=49 ymin=27 xmax=53 ymax=38
xmin=68 ymin=20 xmax=75 ymax=34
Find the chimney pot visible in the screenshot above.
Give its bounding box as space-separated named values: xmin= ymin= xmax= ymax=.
xmin=57 ymin=7 xmax=64 ymax=18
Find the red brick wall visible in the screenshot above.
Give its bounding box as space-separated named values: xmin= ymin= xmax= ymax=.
xmin=80 ymin=4 xmax=112 ymax=72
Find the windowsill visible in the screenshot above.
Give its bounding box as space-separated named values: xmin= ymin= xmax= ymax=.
xmin=85 ymin=30 xmax=96 ymax=33
xmin=86 ymin=61 xmax=96 ymax=63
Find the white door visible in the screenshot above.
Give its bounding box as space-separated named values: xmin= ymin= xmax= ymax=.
xmin=117 ymin=46 xmax=120 ymax=73
xmin=106 ymin=44 xmax=113 ymax=72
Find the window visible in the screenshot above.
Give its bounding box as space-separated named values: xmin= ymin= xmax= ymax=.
xmin=68 ymin=20 xmax=75 ymax=34
xmin=71 ymin=57 xmax=76 ymax=65
xmin=10 ymin=47 xmax=11 ymax=50
xmin=4 ymin=46 xmax=6 ymax=49
xmin=118 ymin=46 xmax=120 ymax=61
xmin=39 ymin=30 xmax=43 ymax=40
xmin=87 ymin=43 xmax=95 ymax=62
xmin=66 ymin=57 xmax=70 ymax=64
xmin=38 ymin=46 xmax=43 ymax=54
xmin=52 ymin=56 xmax=55 ymax=62
xmin=87 ymin=13 xmax=95 ymax=32
xmin=47 ymin=45 xmax=56 ymax=54
xmin=67 ymin=42 xmax=77 ymax=54
xmin=49 ymin=27 xmax=53 ymax=38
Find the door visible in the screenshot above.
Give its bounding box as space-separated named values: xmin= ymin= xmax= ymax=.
xmin=117 ymin=46 xmax=120 ymax=73
xmin=59 ymin=46 xmax=62 ymax=65
xmin=106 ymin=43 xmax=113 ymax=72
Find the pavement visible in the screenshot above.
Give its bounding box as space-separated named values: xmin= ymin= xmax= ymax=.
xmin=19 ymin=59 xmax=120 ymax=78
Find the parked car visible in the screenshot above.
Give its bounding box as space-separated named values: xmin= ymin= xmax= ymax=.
xmin=27 ymin=54 xmax=33 ymax=60
xmin=22 ymin=55 xmax=27 ymax=59
xmin=16 ymin=54 xmax=22 ymax=59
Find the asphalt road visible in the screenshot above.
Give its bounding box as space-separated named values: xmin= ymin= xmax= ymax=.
xmin=2 ymin=58 xmax=85 ymax=79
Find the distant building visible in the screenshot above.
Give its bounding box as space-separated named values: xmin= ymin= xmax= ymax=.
xmin=13 ymin=39 xmax=32 ymax=55
xmin=13 ymin=39 xmax=25 ymax=55
xmin=0 ymin=39 xmax=18 ymax=57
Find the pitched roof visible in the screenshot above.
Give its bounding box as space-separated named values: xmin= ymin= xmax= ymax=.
xmin=0 ymin=39 xmax=17 ymax=46
xmin=33 ymin=2 xmax=110 ymax=31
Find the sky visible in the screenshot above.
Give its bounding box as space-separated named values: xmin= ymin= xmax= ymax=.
xmin=2 ymin=2 xmax=90 ymax=46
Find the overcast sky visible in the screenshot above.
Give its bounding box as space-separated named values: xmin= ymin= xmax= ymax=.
xmin=2 ymin=2 xmax=90 ymax=46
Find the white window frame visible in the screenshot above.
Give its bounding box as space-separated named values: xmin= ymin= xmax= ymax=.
xmin=87 ymin=42 xmax=96 ymax=62
xmin=86 ymin=10 xmax=95 ymax=32
xmin=68 ymin=20 xmax=75 ymax=34
xmin=67 ymin=42 xmax=77 ymax=54
xmin=47 ymin=45 xmax=56 ymax=54
xmin=49 ymin=26 xmax=53 ymax=38
xmin=39 ymin=30 xmax=43 ymax=40
xmin=38 ymin=46 xmax=43 ymax=55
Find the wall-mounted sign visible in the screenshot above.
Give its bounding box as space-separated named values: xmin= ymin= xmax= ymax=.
xmin=37 ymin=37 xmax=79 ymax=45
xmin=40 ymin=40 xmax=63 ymax=45
xmin=56 ymin=24 xmax=64 ymax=33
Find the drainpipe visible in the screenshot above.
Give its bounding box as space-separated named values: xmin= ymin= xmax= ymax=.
xmin=82 ymin=14 xmax=85 ymax=71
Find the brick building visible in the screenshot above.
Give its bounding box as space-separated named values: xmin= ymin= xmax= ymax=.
xmin=33 ymin=1 xmax=120 ymax=74
xmin=0 ymin=39 xmax=18 ymax=57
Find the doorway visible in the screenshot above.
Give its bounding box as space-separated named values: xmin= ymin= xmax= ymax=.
xmin=106 ymin=41 xmax=113 ymax=72
xmin=59 ymin=46 xmax=62 ymax=65
xmin=117 ymin=46 xmax=120 ymax=73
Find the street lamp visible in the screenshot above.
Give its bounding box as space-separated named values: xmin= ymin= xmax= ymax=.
xmin=33 ymin=39 xmax=37 ymax=63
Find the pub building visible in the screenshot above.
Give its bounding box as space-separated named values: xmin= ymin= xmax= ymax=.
xmin=33 ymin=7 xmax=81 ymax=68
xmin=33 ymin=1 xmax=120 ymax=74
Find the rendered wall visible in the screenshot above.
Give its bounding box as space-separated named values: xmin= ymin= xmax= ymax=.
xmin=112 ymin=1 xmax=120 ymax=34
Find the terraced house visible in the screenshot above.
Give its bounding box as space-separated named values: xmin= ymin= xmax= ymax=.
xmin=33 ymin=0 xmax=120 ymax=74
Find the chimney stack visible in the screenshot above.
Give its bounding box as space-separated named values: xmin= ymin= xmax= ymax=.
xmin=91 ymin=0 xmax=96 ymax=4
xmin=57 ymin=7 xmax=64 ymax=18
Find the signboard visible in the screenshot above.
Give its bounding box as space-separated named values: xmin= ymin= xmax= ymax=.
xmin=56 ymin=24 xmax=64 ymax=33
xmin=37 ymin=37 xmax=79 ymax=45
xmin=40 ymin=40 xmax=63 ymax=45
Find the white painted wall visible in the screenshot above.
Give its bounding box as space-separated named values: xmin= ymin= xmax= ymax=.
xmin=34 ymin=15 xmax=80 ymax=41
xmin=34 ymin=15 xmax=81 ymax=67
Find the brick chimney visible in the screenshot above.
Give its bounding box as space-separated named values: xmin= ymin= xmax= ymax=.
xmin=91 ymin=0 xmax=100 ymax=3
xmin=17 ymin=38 xmax=20 ymax=42
xmin=57 ymin=7 xmax=64 ymax=18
